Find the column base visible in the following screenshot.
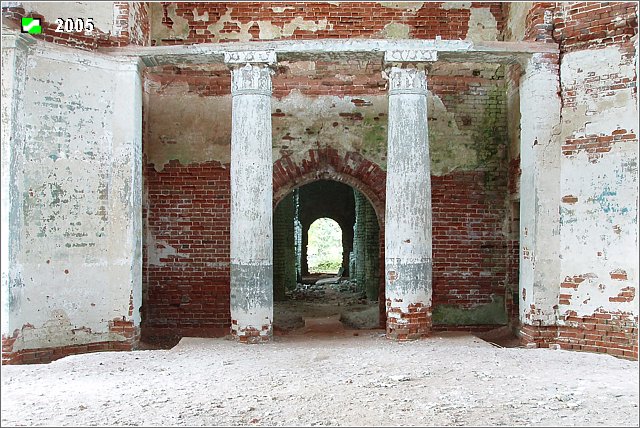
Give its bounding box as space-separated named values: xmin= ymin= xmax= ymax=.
xmin=2 ymin=319 xmax=140 ymax=365
xmin=231 ymin=320 xmax=272 ymax=344
xmin=519 ymin=320 xmax=638 ymax=360
xmin=386 ymin=301 xmax=432 ymax=341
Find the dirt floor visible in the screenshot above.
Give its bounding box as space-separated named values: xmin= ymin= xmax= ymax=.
xmin=1 ymin=330 xmax=638 ymax=427
xmin=274 ymin=279 xmax=380 ymax=332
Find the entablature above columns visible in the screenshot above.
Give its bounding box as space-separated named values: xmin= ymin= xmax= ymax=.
xmin=97 ymin=39 xmax=558 ymax=68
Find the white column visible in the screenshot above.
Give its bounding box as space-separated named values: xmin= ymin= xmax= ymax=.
xmin=383 ymin=50 xmax=436 ymax=340
xmin=519 ymin=53 xmax=562 ymax=335
xmin=225 ymin=51 xmax=276 ymax=343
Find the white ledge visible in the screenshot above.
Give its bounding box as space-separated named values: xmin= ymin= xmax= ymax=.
xmin=97 ymin=39 xmax=559 ymax=67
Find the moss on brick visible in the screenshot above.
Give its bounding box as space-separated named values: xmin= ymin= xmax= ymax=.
xmin=433 ymin=295 xmax=507 ymax=325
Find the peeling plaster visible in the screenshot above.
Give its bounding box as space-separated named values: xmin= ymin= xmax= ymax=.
xmin=466 ymin=8 xmax=499 ymax=42
xmin=519 ymin=54 xmax=562 ymax=326
xmin=207 ymin=8 xmax=254 ymax=42
xmin=192 ymin=6 xmax=209 ymax=22
xmin=504 ymin=2 xmax=533 ymax=42
xmin=271 ymin=6 xmax=295 ymax=13
xmin=146 ymin=234 xmax=188 ymax=266
xmin=258 ymin=16 xmax=332 ymax=40
xmin=150 ymin=3 xmax=190 ymax=43
xmin=10 ymin=309 xmax=125 ymax=353
xmin=561 ymin=46 xmax=636 ymax=141
xmin=558 ymin=44 xmax=638 ymax=321
xmin=3 ymin=42 xmax=142 ymax=348
xmin=272 ymin=91 xmax=389 ymax=169
xmin=440 ymin=2 xmax=471 ymax=10
xmin=428 ymin=92 xmax=478 ymax=175
xmin=144 ymin=70 xmax=504 ymax=176
xmin=378 ymin=22 xmax=411 ymax=39
xmin=560 ymin=148 xmax=638 ymax=318
xmin=380 ymin=2 xmax=425 ymax=12
xmin=146 ymin=92 xmax=232 ymax=171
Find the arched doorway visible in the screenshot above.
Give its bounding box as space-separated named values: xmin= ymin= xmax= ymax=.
xmin=272 ymin=178 xmax=382 ymax=332
xmin=272 ymin=149 xmax=388 ymax=331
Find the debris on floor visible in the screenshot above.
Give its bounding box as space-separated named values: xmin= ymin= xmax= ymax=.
xmin=274 ymin=279 xmax=379 ymax=332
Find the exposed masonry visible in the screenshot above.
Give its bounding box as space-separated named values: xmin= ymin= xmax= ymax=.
xmin=273 ymin=192 xmax=296 ymax=302
xmin=296 ymin=181 xmax=356 ymax=277
xmin=353 ymin=189 xmax=380 ymax=301
xmin=148 ymin=2 xmax=505 ymax=45
xmin=1 ymin=2 xmax=638 ymax=363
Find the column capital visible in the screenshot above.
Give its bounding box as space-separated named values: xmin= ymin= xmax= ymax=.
xmin=225 ymin=51 xmax=276 ymax=97
xmin=383 ymin=50 xmax=435 ymax=96
xmin=384 ymin=66 xmax=428 ymax=96
xmin=228 ymin=62 xmax=274 ymax=97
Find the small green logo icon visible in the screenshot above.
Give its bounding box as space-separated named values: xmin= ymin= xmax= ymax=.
xmin=21 ymin=17 xmax=42 ymax=35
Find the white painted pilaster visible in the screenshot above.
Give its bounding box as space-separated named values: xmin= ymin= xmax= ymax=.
xmin=1 ymin=32 xmax=32 ymax=338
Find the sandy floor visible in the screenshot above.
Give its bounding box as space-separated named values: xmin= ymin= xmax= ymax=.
xmin=2 ymin=331 xmax=638 ymax=427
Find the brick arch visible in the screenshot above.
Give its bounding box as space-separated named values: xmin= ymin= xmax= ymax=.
xmin=273 ymin=147 xmax=386 ymax=224
xmin=273 ymin=147 xmax=387 ymax=327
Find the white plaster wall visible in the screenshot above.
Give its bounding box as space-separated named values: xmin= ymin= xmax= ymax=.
xmin=558 ymin=45 xmax=638 ymax=320
xmin=4 ymin=40 xmax=142 ymax=351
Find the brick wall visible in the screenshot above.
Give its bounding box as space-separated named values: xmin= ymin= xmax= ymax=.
xmin=142 ymin=160 xmax=232 ymax=341
xmin=553 ymin=2 xmax=638 ymax=52
xmin=505 ymin=62 xmax=522 ymax=327
xmin=143 ymin=57 xmax=511 ymax=340
xmin=3 ymin=318 xmax=137 ymax=365
xmin=353 ymin=189 xmax=380 ymax=300
xmin=432 ymin=172 xmax=508 ymax=310
xmin=130 ymin=2 xmax=151 ymax=45
xmin=150 ymin=1 xmax=505 ymax=45
xmin=520 ymin=311 xmax=638 ymax=360
xmin=273 ymin=192 xmax=297 ymax=301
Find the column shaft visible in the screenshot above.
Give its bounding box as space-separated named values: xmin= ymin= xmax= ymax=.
xmin=385 ymin=65 xmax=433 ymax=340
xmin=519 ymin=54 xmax=562 ymax=331
xmin=228 ymin=59 xmax=274 ymax=343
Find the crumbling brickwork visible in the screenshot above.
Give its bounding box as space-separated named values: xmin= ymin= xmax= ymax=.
xmin=512 ymin=1 xmax=639 ymax=359
xmin=149 ymin=2 xmax=505 ymax=45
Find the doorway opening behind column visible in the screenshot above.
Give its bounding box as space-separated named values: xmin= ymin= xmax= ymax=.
xmin=273 ymin=180 xmax=381 ymax=334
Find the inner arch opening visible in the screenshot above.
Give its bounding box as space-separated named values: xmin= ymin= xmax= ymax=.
xmin=307 ymin=218 xmax=343 ymax=274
